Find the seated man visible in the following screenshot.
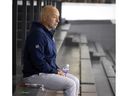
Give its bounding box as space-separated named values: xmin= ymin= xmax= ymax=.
xmin=22 ymin=5 xmax=79 ymax=96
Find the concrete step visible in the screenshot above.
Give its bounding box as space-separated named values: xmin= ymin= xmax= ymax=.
xmin=88 ymin=41 xmax=106 ymax=59
xmin=80 ymin=43 xmax=90 ymax=59
xmin=54 ymin=31 xmax=68 ymax=53
xmin=101 ymin=57 xmax=115 ymax=78
xmin=72 ymin=33 xmax=80 ymax=43
xmin=92 ymin=61 xmax=114 ymax=96
xmin=80 ymin=34 xmax=88 ymax=44
xmin=42 ymin=90 xmax=63 ymax=96
xmin=81 ymin=84 xmax=97 ymax=93
xmin=81 ymin=59 xmax=95 ymax=84
xmin=95 ymin=42 xmax=106 ymax=57
xmin=81 ymin=93 xmax=97 ymax=96
xmin=56 ymin=43 xmax=80 ymax=79
xmin=108 ymin=78 xmax=115 ymax=95
xmin=57 ymin=23 xmax=71 ymax=31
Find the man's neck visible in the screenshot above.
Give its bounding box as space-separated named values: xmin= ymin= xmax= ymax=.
xmin=41 ymin=22 xmax=52 ymax=31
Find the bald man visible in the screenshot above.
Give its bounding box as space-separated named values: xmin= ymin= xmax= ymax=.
xmin=22 ymin=5 xmax=79 ymax=96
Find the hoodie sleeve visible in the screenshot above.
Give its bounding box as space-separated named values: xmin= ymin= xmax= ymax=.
xmin=27 ymin=33 xmax=58 ymax=74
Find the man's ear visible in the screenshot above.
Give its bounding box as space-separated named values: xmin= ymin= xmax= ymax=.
xmin=43 ymin=15 xmax=48 ymax=22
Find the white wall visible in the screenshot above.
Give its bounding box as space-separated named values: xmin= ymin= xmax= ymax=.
xmin=62 ymin=3 xmax=115 ymax=22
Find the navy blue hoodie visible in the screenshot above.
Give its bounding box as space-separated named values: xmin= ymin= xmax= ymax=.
xmin=22 ymin=22 xmax=59 ymax=77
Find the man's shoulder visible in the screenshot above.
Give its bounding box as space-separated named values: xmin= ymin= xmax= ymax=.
xmin=30 ymin=27 xmax=45 ymax=37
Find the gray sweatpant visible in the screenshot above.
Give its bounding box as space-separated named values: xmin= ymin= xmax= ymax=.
xmin=23 ymin=73 xmax=79 ymax=96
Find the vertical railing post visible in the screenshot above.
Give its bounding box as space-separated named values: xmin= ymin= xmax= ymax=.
xmin=22 ymin=0 xmax=27 ymax=43
xmin=47 ymin=0 xmax=50 ymax=5
xmin=44 ymin=0 xmax=47 ymax=6
xmin=13 ymin=0 xmax=18 ymax=93
xmin=48 ymin=0 xmax=52 ymax=5
xmin=52 ymin=0 xmax=57 ymax=6
xmin=36 ymin=0 xmax=42 ymax=21
xmin=56 ymin=0 xmax=62 ymax=24
xmin=30 ymin=0 xmax=34 ymax=24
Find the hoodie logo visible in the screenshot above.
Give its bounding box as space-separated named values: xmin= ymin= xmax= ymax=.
xmin=53 ymin=37 xmax=55 ymax=42
xmin=35 ymin=44 xmax=40 ymax=48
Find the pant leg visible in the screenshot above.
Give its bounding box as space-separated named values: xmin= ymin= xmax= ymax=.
xmin=23 ymin=73 xmax=76 ymax=96
xmin=66 ymin=73 xmax=80 ymax=96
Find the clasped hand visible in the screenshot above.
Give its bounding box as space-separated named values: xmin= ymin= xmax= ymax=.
xmin=57 ymin=69 xmax=65 ymax=76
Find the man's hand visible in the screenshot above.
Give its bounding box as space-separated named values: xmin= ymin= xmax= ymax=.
xmin=57 ymin=70 xmax=65 ymax=76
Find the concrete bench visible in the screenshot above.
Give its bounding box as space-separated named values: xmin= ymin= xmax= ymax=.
xmin=54 ymin=31 xmax=67 ymax=41
xmin=88 ymin=41 xmax=97 ymax=54
xmin=81 ymin=59 xmax=95 ymax=84
xmin=94 ymin=42 xmax=106 ymax=57
xmin=81 ymin=92 xmax=97 ymax=96
xmin=108 ymin=78 xmax=115 ymax=95
xmin=80 ymin=34 xmax=88 ymax=44
xmin=80 ymin=44 xmax=90 ymax=59
xmin=54 ymin=31 xmax=67 ymax=53
xmin=88 ymin=41 xmax=106 ymax=58
xmin=14 ymin=82 xmax=46 ymax=96
xmin=79 ymin=35 xmax=98 ymax=96
xmin=88 ymin=41 xmax=101 ymax=60
xmin=101 ymin=57 xmax=115 ymax=95
xmin=108 ymin=51 xmax=115 ymax=64
xmin=57 ymin=23 xmax=71 ymax=31
xmin=64 ymin=33 xmax=80 ymax=46
xmin=107 ymin=50 xmax=116 ymax=72
xmin=101 ymin=57 xmax=115 ymax=78
xmin=81 ymin=84 xmax=97 ymax=93
xmin=39 ymin=90 xmax=63 ymax=96
xmin=72 ymin=33 xmax=80 ymax=43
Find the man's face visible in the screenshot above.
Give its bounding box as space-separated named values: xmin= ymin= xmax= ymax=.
xmin=46 ymin=10 xmax=60 ymax=30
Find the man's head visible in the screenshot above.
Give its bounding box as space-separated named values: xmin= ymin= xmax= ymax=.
xmin=40 ymin=5 xmax=60 ymax=31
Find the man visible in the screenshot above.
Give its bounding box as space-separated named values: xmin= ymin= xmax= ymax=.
xmin=22 ymin=5 xmax=79 ymax=96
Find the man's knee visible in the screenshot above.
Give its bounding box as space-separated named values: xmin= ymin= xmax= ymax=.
xmin=65 ymin=79 xmax=76 ymax=88
xmin=73 ymin=76 xmax=79 ymax=85
xmin=76 ymin=77 xmax=80 ymax=85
